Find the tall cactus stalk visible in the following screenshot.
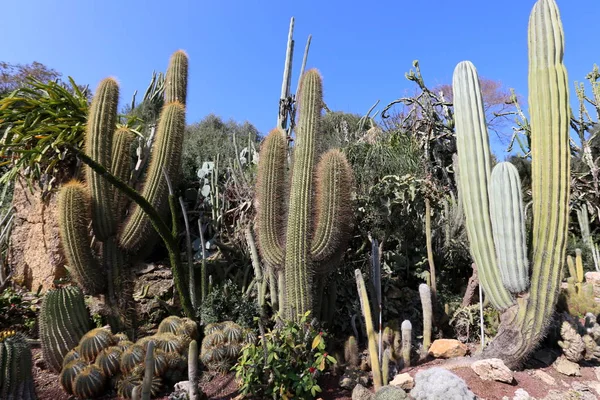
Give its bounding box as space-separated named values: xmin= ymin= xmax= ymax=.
xmin=454 ymin=0 xmax=570 ymax=368
xmin=355 ymin=269 xmax=382 ymax=391
xmin=255 ymin=69 xmax=354 ymax=320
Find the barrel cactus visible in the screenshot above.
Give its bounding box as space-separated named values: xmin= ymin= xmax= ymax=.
xmin=201 ymin=321 xmax=252 ymax=373
xmin=39 ymin=285 xmax=91 ymax=372
xmin=0 ymin=330 xmax=37 ymax=400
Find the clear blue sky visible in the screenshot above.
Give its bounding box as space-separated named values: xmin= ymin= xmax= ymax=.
xmin=4 ymin=0 xmax=600 ymax=157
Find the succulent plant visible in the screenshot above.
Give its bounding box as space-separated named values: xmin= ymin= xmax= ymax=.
xmin=72 ymin=364 xmax=107 ymax=399
xmin=78 ymin=326 xmax=117 ymax=362
xmin=201 ymin=321 xmax=249 ymax=373
xmin=39 ymin=285 xmax=91 ymax=372
xmin=410 ymin=367 xmax=475 ymax=400
xmin=0 ymin=330 xmax=37 ymax=400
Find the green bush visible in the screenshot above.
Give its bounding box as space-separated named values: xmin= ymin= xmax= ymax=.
xmin=234 ymin=311 xmax=337 ymax=400
xmin=199 ymin=280 xmax=260 ymax=329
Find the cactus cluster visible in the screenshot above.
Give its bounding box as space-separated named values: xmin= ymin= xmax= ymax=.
xmin=453 ymin=0 xmax=571 ymax=367
xmin=59 ymin=316 xmax=197 ymax=399
xmin=559 ymin=249 xmax=600 ymax=317
xmin=57 ymin=50 xmax=192 ymax=319
xmin=410 ymin=367 xmax=475 ymax=400
xmin=0 ymin=330 xmax=37 ymax=400
xmin=558 ymin=312 xmax=600 ymax=363
xmin=255 ymin=69 xmax=355 ymax=320
xmin=200 ymin=321 xmax=256 ymax=373
xmin=39 ymin=285 xmax=91 ymax=373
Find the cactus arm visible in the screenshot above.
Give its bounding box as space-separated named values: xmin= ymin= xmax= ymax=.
xmin=118 ymin=102 xmax=186 ymax=253
xmin=165 ymin=50 xmax=188 ymax=105
xmin=255 ymin=128 xmax=286 ymax=267
xmin=310 ymin=149 xmax=354 ymax=264
xmin=110 ymin=127 xmax=136 ymax=219
xmin=453 ymin=61 xmax=515 ymax=310
xmin=84 ymin=78 xmax=119 ymax=241
xmin=355 ymin=269 xmax=382 ymax=390
xmin=57 ymin=181 xmax=105 ymax=295
xmin=284 ymin=69 xmax=322 ymax=318
xmin=489 ymin=162 xmax=530 ymax=293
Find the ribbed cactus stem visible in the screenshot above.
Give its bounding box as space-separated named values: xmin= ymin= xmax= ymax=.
xmin=85 ymin=77 xmax=119 ymax=241
xmin=454 ymin=61 xmax=514 ymax=311
xmin=165 ymin=50 xmax=188 ymax=105
xmin=576 ymin=249 xmax=584 ymax=283
xmin=355 ymin=269 xmax=382 ymax=390
xmin=57 ymin=181 xmax=105 ymax=295
xmin=489 ymin=162 xmax=530 ymax=293
xmin=188 ymin=340 xmax=201 ymax=400
xmin=284 ymin=69 xmax=321 ymax=318
xmin=0 ymin=331 xmax=37 ymax=400
xmin=382 ymin=349 xmax=390 ymax=386
xmin=401 ymin=320 xmax=412 ymax=368
xmin=118 ymin=102 xmax=186 ymax=253
xmin=110 ymin=127 xmax=136 ymax=219
xmin=463 ymin=0 xmax=571 ymax=368
xmin=567 ymin=255 xmax=577 ymax=281
xmin=141 ymin=340 xmax=155 ymax=400
xmin=419 ymin=284 xmax=432 ymax=355
xmin=39 ymin=286 xmax=91 ymax=373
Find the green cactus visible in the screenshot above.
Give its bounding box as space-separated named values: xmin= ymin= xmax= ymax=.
xmin=255 ymin=69 xmax=355 ymax=320
xmin=489 ymin=162 xmax=529 ymax=293
xmin=344 ymin=335 xmax=360 ymax=368
xmin=78 ymin=327 xmax=117 ymax=362
xmin=57 ymin=50 xmax=194 ymax=318
xmin=559 ymin=249 xmax=600 ymax=317
xmin=355 ymin=269 xmax=382 ymax=390
xmin=72 ymin=364 xmax=107 ymax=399
xmin=401 ymin=320 xmax=412 ymax=369
xmin=200 ymin=321 xmax=247 ymax=373
xmin=0 ymin=331 xmax=37 ymax=400
xmin=454 ymin=0 xmax=571 ymax=367
xmin=39 ymin=285 xmax=91 ymax=373
xmin=418 ymin=284 xmax=432 ymax=356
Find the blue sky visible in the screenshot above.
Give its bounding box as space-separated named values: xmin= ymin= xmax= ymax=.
xmin=4 ymin=0 xmax=600 ymax=157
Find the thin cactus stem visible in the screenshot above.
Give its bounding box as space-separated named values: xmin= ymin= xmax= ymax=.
xmin=179 ymin=196 xmax=197 ymax=312
xmin=141 ymin=340 xmax=155 ymax=400
xmin=425 ymin=198 xmax=437 ymax=297
xmin=355 ymin=268 xmax=382 ymax=390
xmin=198 ymin=219 xmax=208 ymax=301
xmin=278 ymin=16 xmax=294 ymax=130
xmin=246 ymin=226 xmax=265 ymax=311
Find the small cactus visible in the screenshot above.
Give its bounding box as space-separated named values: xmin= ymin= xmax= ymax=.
xmin=78 ymin=326 xmax=116 ymax=362
xmin=401 ymin=320 xmax=412 ymax=368
xmin=419 ymin=284 xmax=432 ymax=356
xmin=200 ymin=321 xmax=248 ymax=373
xmin=72 ymin=364 xmax=107 ymax=399
xmin=344 ymin=335 xmax=360 ymax=368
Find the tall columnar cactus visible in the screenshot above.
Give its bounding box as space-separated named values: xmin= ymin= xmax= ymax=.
xmin=39 ymin=285 xmax=92 ymax=372
xmin=401 ymin=320 xmax=412 ymax=368
xmin=419 ymin=284 xmax=432 ymax=356
xmin=255 ymin=69 xmax=354 ymax=319
xmin=57 ymin=50 xmax=193 ymax=317
xmin=0 ymin=331 xmax=37 ymax=400
xmin=454 ymin=0 xmax=570 ymax=367
xmin=355 ymin=269 xmax=382 ymax=390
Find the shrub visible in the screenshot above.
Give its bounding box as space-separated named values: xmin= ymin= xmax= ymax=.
xmin=234 ymin=312 xmax=337 ymax=399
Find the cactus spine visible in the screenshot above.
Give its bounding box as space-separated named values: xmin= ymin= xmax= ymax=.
xmin=0 ymin=331 xmax=37 ymax=400
xmin=39 ymin=286 xmax=91 ymax=372
xmin=255 ymin=69 xmax=354 ymax=319
xmin=419 ymin=284 xmax=432 ymax=355
xmin=454 ymin=0 xmax=570 ymax=367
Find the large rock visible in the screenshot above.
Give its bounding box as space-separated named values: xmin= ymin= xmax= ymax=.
xmin=428 ymin=339 xmax=468 ymax=358
xmin=530 ymin=370 xmax=555 ymax=386
xmin=552 ymin=355 xmax=580 ymax=376
xmin=471 ymin=358 xmax=514 ymax=383
xmin=8 ymin=177 xmax=67 ymax=293
xmin=585 ymin=271 xmax=600 ymax=300
xmin=352 ymin=384 xmax=374 ymax=400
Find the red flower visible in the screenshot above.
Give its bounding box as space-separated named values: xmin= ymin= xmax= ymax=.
xmin=309 ymin=367 xmax=316 ymax=373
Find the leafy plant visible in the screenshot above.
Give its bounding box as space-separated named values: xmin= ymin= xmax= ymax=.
xmin=234 ymin=311 xmax=336 ymax=400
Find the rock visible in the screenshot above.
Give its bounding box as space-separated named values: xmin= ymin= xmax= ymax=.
xmin=8 ymin=176 xmax=68 ymax=293
xmin=543 ymin=387 xmax=596 ymax=400
xmin=585 ymin=381 xmax=600 ymax=396
xmin=471 ymin=358 xmax=514 ymax=383
xmin=339 ymin=368 xmax=369 ymax=390
xmin=571 ymin=382 xmax=597 ymax=400
xmin=594 ymin=366 xmax=600 ymax=381
xmin=428 ymin=339 xmax=468 ymax=358
xmin=552 ymin=355 xmax=581 ymax=376
xmin=530 ymin=370 xmax=555 ymax=386
xmin=173 ymin=381 xmax=191 ymax=392
xmin=352 ymin=384 xmax=374 ymax=400
xmin=389 ymin=373 xmax=414 ymax=390
xmin=585 ymin=271 xmax=600 ymax=298
xmin=374 ymin=385 xmax=408 ymax=399
xmin=513 ymin=389 xmax=534 ymax=400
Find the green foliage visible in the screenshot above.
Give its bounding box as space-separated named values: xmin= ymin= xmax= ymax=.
xmin=0 ymin=330 xmax=37 ymax=399
xmin=450 ymin=304 xmax=500 ymax=343
xmin=199 ymin=280 xmax=260 ymax=329
xmin=234 ymin=312 xmax=336 ymax=400
xmin=0 ymin=77 xmax=89 ymax=193
xmin=0 ymin=287 xmax=39 ymax=337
